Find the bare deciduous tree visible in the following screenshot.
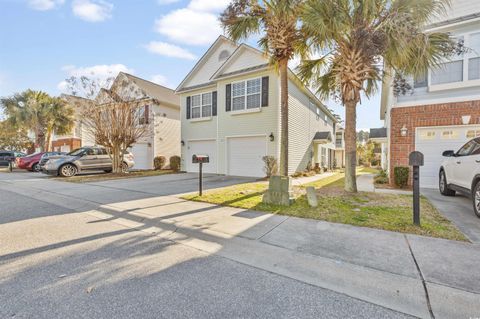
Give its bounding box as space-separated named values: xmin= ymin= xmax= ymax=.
xmin=81 ymin=87 xmax=151 ymax=173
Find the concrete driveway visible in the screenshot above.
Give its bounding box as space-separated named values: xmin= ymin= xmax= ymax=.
xmin=422 ymin=188 xmax=480 ymax=243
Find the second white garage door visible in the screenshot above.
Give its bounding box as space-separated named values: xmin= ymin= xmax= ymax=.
xmin=416 ymin=125 xmax=480 ymax=188
xmin=227 ymin=136 xmax=267 ymax=177
xmin=187 ymin=140 xmax=217 ymax=174
xmin=130 ymin=143 xmax=152 ymax=170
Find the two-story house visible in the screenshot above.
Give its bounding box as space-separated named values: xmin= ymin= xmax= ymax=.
xmin=378 ymin=0 xmax=480 ymax=187
xmin=176 ymin=36 xmax=339 ymax=178
xmin=60 ymin=72 xmax=181 ymax=170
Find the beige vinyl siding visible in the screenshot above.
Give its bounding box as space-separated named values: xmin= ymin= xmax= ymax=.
xmin=287 ymin=79 xmax=335 ymax=174
xmin=153 ymin=103 xmax=180 ymax=168
xmin=216 ymin=70 xmax=279 ymax=174
xmin=218 ymin=47 xmax=267 ymax=76
xmin=184 ymin=42 xmax=237 ymax=88
xmin=179 ymin=87 xmax=219 ymax=171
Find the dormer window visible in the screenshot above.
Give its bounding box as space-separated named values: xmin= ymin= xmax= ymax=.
xmin=219 ymin=50 xmax=230 ymax=62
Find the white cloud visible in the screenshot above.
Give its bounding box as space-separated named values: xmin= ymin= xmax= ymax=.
xmin=72 ymin=0 xmax=113 ymax=22
xmin=153 ymin=0 xmax=229 ymax=46
xmin=57 ymin=64 xmax=133 ymax=92
xmin=28 ymin=0 xmax=64 ymax=11
xmin=150 ymin=74 xmax=169 ymax=86
xmin=144 ymin=41 xmax=197 ymax=60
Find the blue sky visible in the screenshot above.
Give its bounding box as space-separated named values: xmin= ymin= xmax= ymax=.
xmin=0 ymin=0 xmax=383 ymax=129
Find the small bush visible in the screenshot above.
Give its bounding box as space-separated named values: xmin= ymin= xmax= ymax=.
xmin=374 ymin=173 xmax=389 ymax=184
xmin=153 ymin=156 xmax=166 ymax=170
xmin=170 ymin=156 xmax=181 ymax=172
xmin=394 ymin=166 xmax=409 ymax=188
xmin=262 ymin=156 xmax=278 ymax=177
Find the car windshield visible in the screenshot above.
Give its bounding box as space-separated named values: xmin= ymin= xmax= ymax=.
xmin=68 ymin=148 xmax=86 ymax=156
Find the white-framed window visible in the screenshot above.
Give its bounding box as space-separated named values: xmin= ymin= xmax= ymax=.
xmin=441 ymin=130 xmax=459 ymax=139
xmin=468 ymin=32 xmax=480 ymax=80
xmin=466 ymin=130 xmax=480 ymax=139
xmin=316 ymin=106 xmax=320 ymax=120
xmin=231 ymin=77 xmax=262 ymax=111
xmin=324 ymin=114 xmax=328 ymax=125
xmin=137 ymin=105 xmax=149 ymax=125
xmin=420 ymin=130 xmax=436 ymax=140
xmin=191 ymin=92 xmax=212 ymax=119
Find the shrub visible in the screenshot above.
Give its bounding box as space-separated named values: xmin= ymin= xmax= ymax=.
xmin=394 ymin=166 xmax=409 ymax=188
xmin=374 ymin=171 xmax=389 ymax=184
xmin=169 ymin=156 xmax=181 ymax=172
xmin=153 ymin=156 xmax=166 ymax=170
xmin=262 ymin=156 xmax=278 ymax=177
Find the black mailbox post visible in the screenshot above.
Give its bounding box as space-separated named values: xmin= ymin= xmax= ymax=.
xmin=409 ymin=151 xmax=424 ymax=226
xmin=192 ymin=155 xmax=209 ymax=196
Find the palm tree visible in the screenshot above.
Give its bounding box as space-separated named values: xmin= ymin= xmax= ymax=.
xmin=44 ymin=97 xmax=75 ymax=152
xmin=221 ymin=0 xmax=305 ymax=176
xmin=1 ymin=90 xmax=50 ymax=151
xmin=298 ymin=0 xmax=455 ymax=192
xmin=1 ymin=90 xmax=75 ymax=151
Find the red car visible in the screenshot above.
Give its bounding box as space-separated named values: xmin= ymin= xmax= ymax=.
xmin=17 ymin=152 xmax=45 ymax=172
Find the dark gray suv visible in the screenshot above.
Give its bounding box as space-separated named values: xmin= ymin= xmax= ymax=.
xmin=42 ymin=147 xmax=135 ymax=177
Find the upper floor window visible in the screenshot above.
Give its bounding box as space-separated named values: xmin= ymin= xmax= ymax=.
xmin=191 ymin=92 xmax=212 ymax=118
xmin=413 ymin=71 xmax=428 ymax=88
xmin=232 ymin=78 xmax=261 ymax=111
xmin=468 ymin=32 xmax=480 ymax=80
xmin=137 ymin=105 xmax=150 ymax=125
xmin=431 ymin=60 xmax=464 ymax=85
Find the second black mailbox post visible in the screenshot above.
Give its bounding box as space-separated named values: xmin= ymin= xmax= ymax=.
xmin=409 ymin=151 xmax=424 ymax=226
xmin=192 ymin=154 xmax=209 ymax=196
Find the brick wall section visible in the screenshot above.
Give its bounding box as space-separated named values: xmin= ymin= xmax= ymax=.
xmin=390 ymin=100 xmax=480 ymax=185
xmin=52 ymin=138 xmax=82 ymax=152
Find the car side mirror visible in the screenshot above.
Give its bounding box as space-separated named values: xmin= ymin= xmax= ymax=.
xmin=442 ymin=150 xmax=455 ymax=157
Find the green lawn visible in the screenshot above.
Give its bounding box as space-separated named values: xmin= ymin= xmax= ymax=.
xmin=182 ymin=168 xmax=467 ymax=241
xmin=55 ymin=169 xmax=177 ymax=183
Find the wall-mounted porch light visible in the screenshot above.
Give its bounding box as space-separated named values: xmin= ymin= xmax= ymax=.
xmin=181 ymin=140 xmax=185 ymax=146
xmin=269 ymin=132 xmax=275 ymax=142
xmin=400 ymin=125 xmax=408 ymax=137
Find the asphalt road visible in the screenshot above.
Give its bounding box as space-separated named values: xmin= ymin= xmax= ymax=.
xmin=0 ymin=175 xmax=412 ymax=319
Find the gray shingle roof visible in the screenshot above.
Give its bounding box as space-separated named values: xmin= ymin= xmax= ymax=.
xmin=369 ymin=127 xmax=387 ymax=139
xmin=122 ymin=73 xmax=179 ymax=108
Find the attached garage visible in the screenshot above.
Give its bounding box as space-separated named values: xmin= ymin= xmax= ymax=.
xmin=187 ymin=140 xmax=217 ymax=173
xmin=415 ymin=125 xmax=480 ymax=188
xmin=227 ymin=135 xmax=267 ymax=177
xmin=130 ymin=143 xmax=153 ymax=170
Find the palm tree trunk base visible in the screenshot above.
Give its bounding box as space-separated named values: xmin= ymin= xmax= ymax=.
xmin=262 ymin=176 xmax=294 ymax=206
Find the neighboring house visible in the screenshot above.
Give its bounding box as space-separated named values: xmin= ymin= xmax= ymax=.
xmin=368 ymin=127 xmax=387 ymax=170
xmin=52 ymin=94 xmax=94 ymax=153
xmin=92 ymin=72 xmax=181 ymax=170
xmin=379 ymin=0 xmax=480 ymax=187
xmin=334 ymin=127 xmax=345 ymax=168
xmin=175 ymin=36 xmax=340 ymax=178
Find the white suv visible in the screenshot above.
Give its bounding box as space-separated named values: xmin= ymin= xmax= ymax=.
xmin=439 ymin=137 xmax=480 ymax=218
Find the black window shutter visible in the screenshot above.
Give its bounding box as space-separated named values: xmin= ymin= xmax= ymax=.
xmin=226 ymin=84 xmax=231 ymax=112
xmin=212 ymin=91 xmax=217 ymax=116
xmin=186 ymin=96 xmax=191 ymax=119
xmin=261 ymin=76 xmax=269 ymax=107
xmin=145 ymin=105 xmax=150 ymax=124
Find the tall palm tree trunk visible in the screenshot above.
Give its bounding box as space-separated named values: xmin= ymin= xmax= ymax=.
xmin=344 ymin=100 xmax=357 ymax=192
xmin=279 ymin=58 xmax=289 ymax=177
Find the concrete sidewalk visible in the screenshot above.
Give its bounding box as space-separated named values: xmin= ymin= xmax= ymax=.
xmin=357 ymin=174 xmax=412 ymax=194
xmin=1 ymin=177 xmax=479 ymax=319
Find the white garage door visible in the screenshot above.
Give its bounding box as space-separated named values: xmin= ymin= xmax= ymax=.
xmin=130 ymin=144 xmax=152 ymax=170
xmin=187 ymin=140 xmax=217 ymax=174
xmin=415 ymin=125 xmax=480 ymax=188
xmin=227 ymin=136 xmax=267 ymax=177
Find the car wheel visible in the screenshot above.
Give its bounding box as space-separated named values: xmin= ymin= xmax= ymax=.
xmin=473 ymin=181 xmax=480 ymax=218
xmin=439 ymin=170 xmax=455 ymax=196
xmin=32 ymin=163 xmax=40 ymax=172
xmin=121 ymin=162 xmax=128 ymax=173
xmin=59 ymin=164 xmax=78 ymax=177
